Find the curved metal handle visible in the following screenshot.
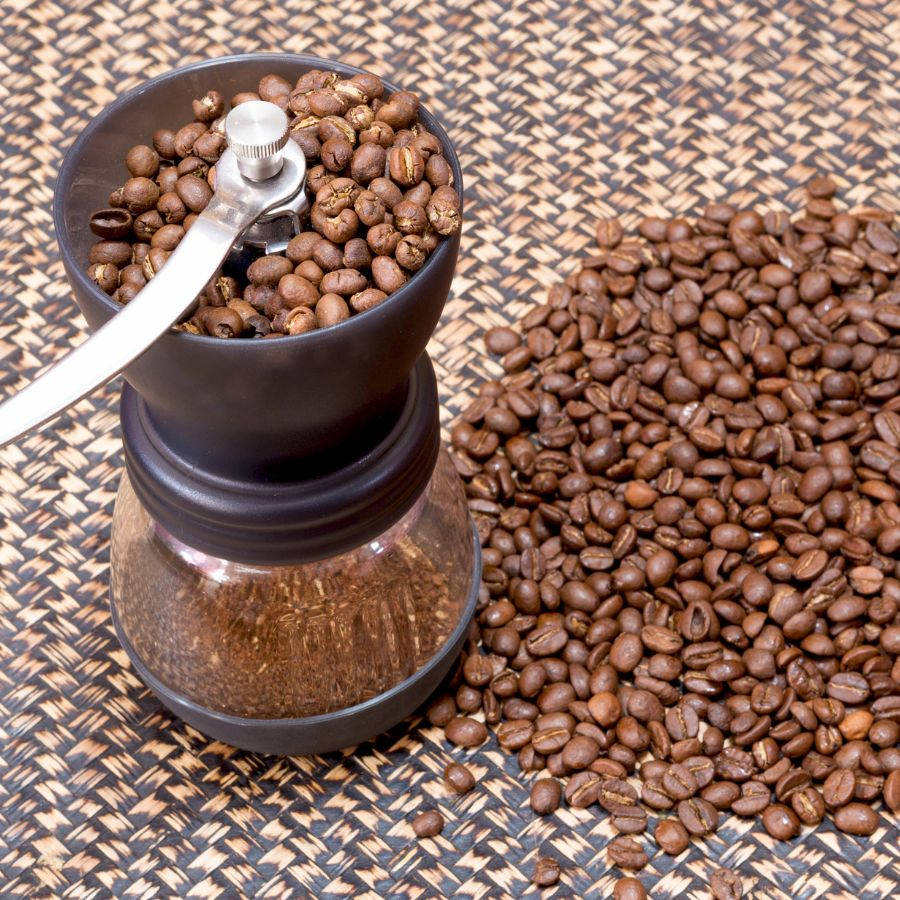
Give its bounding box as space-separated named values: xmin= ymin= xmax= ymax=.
xmin=0 ymin=140 xmax=306 ymax=449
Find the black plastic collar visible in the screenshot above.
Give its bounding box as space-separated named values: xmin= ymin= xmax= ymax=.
xmin=121 ymin=354 xmax=440 ymax=566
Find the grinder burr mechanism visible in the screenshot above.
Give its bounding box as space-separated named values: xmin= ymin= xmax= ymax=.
xmin=36 ymin=54 xmax=478 ymax=756
xmin=0 ymin=100 xmax=307 ymax=449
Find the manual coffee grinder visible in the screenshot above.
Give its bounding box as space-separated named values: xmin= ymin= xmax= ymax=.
xmin=0 ymin=55 xmax=480 ymax=755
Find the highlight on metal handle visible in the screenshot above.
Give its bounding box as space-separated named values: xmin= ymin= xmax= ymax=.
xmin=0 ymin=129 xmax=306 ymax=450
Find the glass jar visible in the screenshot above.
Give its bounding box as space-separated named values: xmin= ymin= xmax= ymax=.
xmin=110 ymin=448 xmax=475 ymax=722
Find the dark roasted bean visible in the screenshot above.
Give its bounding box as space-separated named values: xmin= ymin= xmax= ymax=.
xmin=443 ymin=763 xmax=475 ymax=795
xmin=412 ymin=809 xmax=444 ymax=838
xmin=654 ymin=818 xmax=689 ymax=855
xmin=607 ymin=836 xmax=648 ymax=870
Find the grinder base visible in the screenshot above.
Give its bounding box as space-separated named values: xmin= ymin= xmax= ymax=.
xmin=110 ymin=525 xmax=480 ymax=756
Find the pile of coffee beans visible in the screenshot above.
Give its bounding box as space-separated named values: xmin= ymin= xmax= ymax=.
xmin=86 ymin=69 xmax=460 ymax=338
xmin=426 ymin=178 xmax=900 ymax=894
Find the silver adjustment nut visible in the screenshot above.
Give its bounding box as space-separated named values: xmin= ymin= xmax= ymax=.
xmin=224 ymin=100 xmax=290 ymax=182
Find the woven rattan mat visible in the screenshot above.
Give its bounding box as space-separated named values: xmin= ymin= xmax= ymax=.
xmin=1 ymin=1 xmax=899 ymax=897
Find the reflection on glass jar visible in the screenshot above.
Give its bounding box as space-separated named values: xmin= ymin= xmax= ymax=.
xmin=111 ymin=450 xmax=473 ymax=719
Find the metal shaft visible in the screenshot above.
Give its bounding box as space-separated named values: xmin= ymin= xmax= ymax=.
xmin=0 ymin=103 xmax=304 ymax=449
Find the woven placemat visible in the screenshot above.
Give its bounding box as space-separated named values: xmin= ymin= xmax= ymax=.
xmin=1 ymin=1 xmax=898 ymax=897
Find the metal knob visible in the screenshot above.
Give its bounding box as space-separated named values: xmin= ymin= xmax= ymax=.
xmin=225 ymin=101 xmax=290 ymax=182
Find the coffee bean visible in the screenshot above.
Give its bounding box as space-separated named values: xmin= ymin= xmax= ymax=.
xmin=823 ymin=770 xmax=855 ymax=812
xmin=665 ymin=705 xmax=699 ymax=741
xmin=89 ymin=240 xmax=132 ymax=267
xmin=662 ymin=763 xmax=699 ymax=801
xmin=530 ymin=777 xmax=562 ymax=814
xmin=597 ymin=777 xmax=638 ymax=814
xmin=613 ymin=877 xmax=646 ymax=900
xmin=710 ymin=868 xmax=742 ymax=900
xmin=596 ymin=218 xmax=624 ymax=248
xmin=444 ymin=716 xmax=487 ymax=748
xmin=761 ymin=803 xmax=800 ymax=840
xmin=90 ymin=208 xmax=133 ymax=239
xmin=609 ymin=796 xmax=646 ymax=831
xmin=702 ymin=781 xmax=741 ymax=810
xmin=426 ymin=185 xmax=461 ymax=235
xmin=588 ymin=691 xmax=622 ymax=727
xmin=427 ymin=695 xmax=457 ymax=727
xmin=350 ymin=288 xmax=388 ymax=313
xmin=791 ymin=786 xmax=825 ymax=825
xmin=827 ymin=672 xmax=870 ymax=704
xmin=654 ymin=818 xmax=689 ymax=855
xmin=485 ymin=327 xmax=520 ymax=355
xmin=833 ymin=802 xmax=878 ymax=836
xmin=87 ymin=263 xmax=119 ymax=294
xmin=731 ymin=781 xmax=770 ymax=816
xmin=607 ymin=836 xmax=648 ymax=870
xmin=565 ymin=771 xmax=602 ymax=807
xmin=562 ymin=734 xmax=600 ymax=770
xmin=412 ymin=809 xmax=444 ymax=838
xmin=882 ymin=770 xmax=900 ymax=812
xmin=443 ymin=762 xmax=475 ymax=795
xmin=526 ymin=624 xmax=567 ymax=657
xmin=497 ymin=719 xmax=534 ymax=751
xmin=533 ymin=857 xmax=560 ymax=887
xmin=677 ymin=798 xmax=719 ymax=836
xmin=174 ymin=174 xmax=211 ymax=213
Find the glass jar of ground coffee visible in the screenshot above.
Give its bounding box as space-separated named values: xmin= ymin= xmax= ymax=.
xmin=108 ymin=356 xmax=479 ymax=753
xmin=111 ymin=450 xmax=473 ymax=719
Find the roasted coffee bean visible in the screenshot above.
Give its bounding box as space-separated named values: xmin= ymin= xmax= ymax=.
xmin=662 ymin=764 xmax=699 ymax=801
xmin=588 ymin=691 xmax=622 ymax=727
xmin=613 ymin=877 xmax=647 ymax=900
xmin=710 ymin=868 xmax=743 ymax=900
xmin=731 ymin=781 xmax=770 ymax=816
xmin=607 ymin=836 xmax=649 ymax=870
xmin=677 ymin=798 xmax=718 ymax=836
xmin=823 ymin=769 xmax=856 ymax=808
xmin=198 ymin=306 xmax=244 ymax=338
xmin=565 ymin=771 xmax=602 ymax=807
xmin=89 ymin=240 xmax=132 ymax=267
xmin=761 ymin=803 xmax=800 ymax=840
xmin=426 ymin=185 xmax=462 ymax=235
xmin=533 ymin=857 xmax=560 ymax=887
xmin=883 ymin=770 xmax=900 ymax=812
xmin=316 ymin=293 xmax=350 ymax=328
xmin=444 ymin=717 xmax=487 ymax=748
xmin=412 ymin=809 xmax=444 ymax=838
xmin=443 ymin=762 xmax=475 ymax=794
xmin=427 ymin=695 xmax=457 ymax=727
xmin=485 ymin=327 xmax=520 ymax=355
xmin=562 ymin=734 xmax=600 ymax=770
xmin=654 ymin=818 xmax=689 ymax=855
xmin=531 ymin=777 xmax=562 ymax=814
xmin=612 ymin=805 xmax=649 ymax=835
xmin=791 ymin=786 xmax=825 ymax=825
xmin=665 ymin=705 xmax=699 ymax=741
xmin=702 ymin=781 xmax=741 ymax=810
xmin=87 ymin=263 xmax=119 ymax=294
xmin=833 ymin=802 xmax=878 ymax=836
xmin=174 ymin=174 xmax=211 ymax=212
xmin=90 ymin=208 xmax=133 ymax=239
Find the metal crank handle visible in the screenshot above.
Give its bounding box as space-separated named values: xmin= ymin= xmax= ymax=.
xmin=0 ymin=102 xmax=304 ymax=449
